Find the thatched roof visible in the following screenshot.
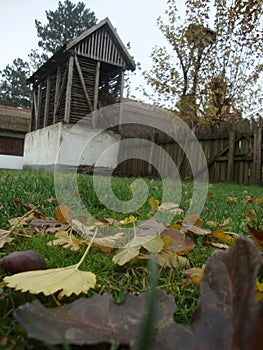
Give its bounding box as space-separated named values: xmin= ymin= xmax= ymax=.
xmin=0 ymin=105 xmax=31 ymax=133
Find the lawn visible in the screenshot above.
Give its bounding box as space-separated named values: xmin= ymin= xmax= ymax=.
xmin=0 ymin=169 xmax=262 ymax=349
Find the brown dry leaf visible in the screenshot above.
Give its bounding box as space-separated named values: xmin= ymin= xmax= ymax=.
xmin=183 ymin=264 xmax=206 ymax=287
xmin=0 ymin=230 xmax=14 ymax=248
xmin=55 ymin=204 xmax=72 ymax=224
xmin=184 ymin=214 xmax=202 ymax=226
xmin=155 ymin=249 xmax=189 ymax=269
xmin=31 ymin=217 xmax=70 ymax=233
xmin=247 ymin=225 xmax=263 ymax=249
xmin=13 ymin=236 xmax=263 ymax=350
xmin=219 ymin=217 xmax=232 ymax=227
xmin=158 ymin=202 xmax=184 ymax=215
xmin=211 ymin=228 xmax=236 ymax=245
xmin=47 ymin=231 xmax=86 ymax=251
xmin=203 ymin=241 xmax=230 ymax=250
xmin=160 ymin=228 xmax=195 ymax=255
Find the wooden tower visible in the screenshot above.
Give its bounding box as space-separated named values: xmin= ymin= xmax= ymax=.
xmin=28 ymin=18 xmax=136 ymax=131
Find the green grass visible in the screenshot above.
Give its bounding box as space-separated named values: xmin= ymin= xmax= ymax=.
xmin=0 ymin=169 xmax=262 ymax=349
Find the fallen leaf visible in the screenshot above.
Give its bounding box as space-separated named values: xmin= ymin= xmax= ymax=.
xmin=160 ymin=228 xmax=195 ymax=255
xmin=211 ymin=228 xmax=236 ymax=244
xmin=31 ymin=217 xmax=70 ymax=233
xmin=0 ymin=230 xmax=13 ymax=248
xmin=112 ymin=234 xmax=164 ymax=265
xmin=154 ymin=249 xmax=189 ymax=269
xmin=247 ymin=225 xmax=263 ymax=249
xmin=203 ymin=241 xmax=230 ymax=250
xmin=158 ymin=202 xmax=184 ymax=215
xmin=149 ymin=197 xmax=159 ymax=212
xmin=207 ymin=220 xmax=218 ymax=227
xmin=183 ymin=264 xmax=206 ymax=287
xmin=14 ymin=289 xmax=175 ymax=348
xmin=46 ymin=231 xmax=86 ymax=251
xmin=4 ymin=265 xmax=96 ymax=298
xmin=13 ymin=236 xmax=263 ymax=350
xmin=120 ymin=215 xmax=137 ymax=225
xmin=184 ymin=214 xmax=202 ymax=226
xmin=55 ymin=204 xmax=72 ymax=224
xmin=253 ymin=197 xmax=263 ymax=205
xmin=4 ymin=231 xmax=97 ymax=298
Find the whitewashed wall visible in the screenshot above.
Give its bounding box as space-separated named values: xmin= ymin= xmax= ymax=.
xmin=0 ymin=155 xmax=24 ymax=169
xmin=23 ymin=122 xmax=121 ymax=170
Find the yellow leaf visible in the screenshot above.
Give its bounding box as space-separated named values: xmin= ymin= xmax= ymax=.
xmin=183 ymin=264 xmax=206 ymax=287
xmin=211 ymin=228 xmax=235 ymax=244
xmin=120 ymin=215 xmax=137 ymax=225
xmin=207 ymin=220 xmax=218 ymax=227
xmin=149 ymin=197 xmax=159 ymax=212
xmin=4 ymin=265 xmax=96 ymax=298
xmin=253 ymin=197 xmax=263 ymax=205
xmin=256 ymin=278 xmax=263 ymax=292
xmin=56 ymin=204 xmax=72 ymax=224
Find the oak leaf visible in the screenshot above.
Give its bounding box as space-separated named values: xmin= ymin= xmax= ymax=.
xmin=13 ymin=236 xmax=263 ymax=350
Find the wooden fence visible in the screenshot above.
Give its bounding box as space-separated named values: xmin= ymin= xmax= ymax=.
xmin=116 ymin=118 xmax=263 ymax=184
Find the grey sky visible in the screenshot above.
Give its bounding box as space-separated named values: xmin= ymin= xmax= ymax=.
xmin=0 ymin=0 xmax=169 ymax=100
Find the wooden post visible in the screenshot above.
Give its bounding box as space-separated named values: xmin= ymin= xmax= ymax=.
xmin=53 ymin=66 xmax=61 ymax=124
xmin=74 ymin=55 xmax=93 ymax=112
xmin=34 ymin=85 xmax=41 ymax=130
xmin=64 ymin=56 xmax=74 ymax=123
xmin=252 ymin=125 xmax=262 ymax=184
xmin=94 ymin=61 xmax=100 ymax=110
xmin=44 ymin=75 xmax=51 ymax=127
xmin=118 ymin=70 xmax=125 ymax=133
xmin=227 ymin=130 xmax=235 ymax=181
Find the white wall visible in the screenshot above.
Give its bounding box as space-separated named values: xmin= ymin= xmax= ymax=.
xmin=23 ymin=122 xmax=121 ymax=170
xmin=0 ymin=155 xmax=24 ymax=169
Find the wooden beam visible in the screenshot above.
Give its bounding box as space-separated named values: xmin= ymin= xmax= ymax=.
xmin=74 ymin=55 xmax=93 ymax=112
xmin=64 ymin=56 xmax=74 ymax=123
xmin=53 ymin=66 xmax=61 ymax=124
xmin=44 ymin=75 xmax=51 ymax=127
xmin=33 ymin=85 xmax=41 ymax=130
xmin=54 ymin=66 xmax=68 ymax=117
xmin=94 ymin=61 xmax=100 ymax=110
xmin=227 ymin=130 xmax=235 ymax=181
xmin=252 ymin=125 xmax=262 ymax=184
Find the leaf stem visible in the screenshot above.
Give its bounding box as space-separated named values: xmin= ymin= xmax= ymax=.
xmin=76 ymin=228 xmax=98 ymax=269
xmin=9 ymin=207 xmax=36 ymax=236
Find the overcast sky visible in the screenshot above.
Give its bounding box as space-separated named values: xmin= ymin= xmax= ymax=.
xmin=0 ymin=0 xmax=170 ymax=100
